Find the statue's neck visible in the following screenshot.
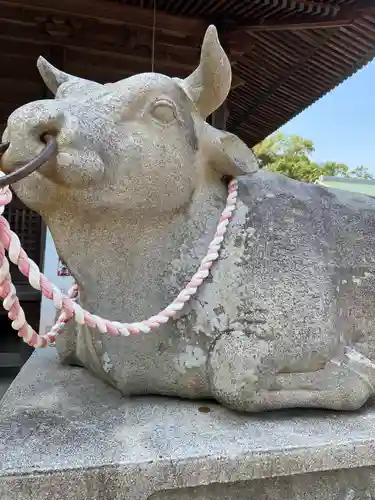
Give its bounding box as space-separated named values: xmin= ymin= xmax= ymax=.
xmin=45 ymin=180 xmax=227 ymax=323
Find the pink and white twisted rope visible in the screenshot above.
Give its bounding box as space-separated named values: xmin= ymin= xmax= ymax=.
xmin=0 ymin=174 xmax=238 ymax=348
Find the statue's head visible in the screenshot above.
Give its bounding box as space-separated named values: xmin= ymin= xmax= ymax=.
xmin=1 ymin=25 xmax=258 ymax=216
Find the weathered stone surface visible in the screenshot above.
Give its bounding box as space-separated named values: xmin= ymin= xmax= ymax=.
xmin=1 ymin=349 xmax=375 ymax=500
xmin=150 ymin=469 xmax=375 ymax=500
xmin=2 ymin=24 xmax=375 ymax=413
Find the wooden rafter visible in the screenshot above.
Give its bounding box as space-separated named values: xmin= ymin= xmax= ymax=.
xmin=0 ymin=18 xmax=203 ymax=57
xmin=227 ymin=3 xmax=375 ymax=40
xmin=238 ymin=19 xmax=353 ymax=34
xmin=0 ymin=34 xmax=196 ymax=72
xmin=229 ymin=29 xmax=335 ymax=132
xmin=0 ymin=22 xmax=244 ymax=99
xmin=0 ymin=0 xmax=207 ymax=37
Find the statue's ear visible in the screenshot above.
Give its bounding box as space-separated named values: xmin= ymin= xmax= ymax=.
xmin=203 ymin=123 xmax=259 ymax=178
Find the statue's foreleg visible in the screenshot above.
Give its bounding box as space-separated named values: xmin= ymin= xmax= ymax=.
xmin=208 ymin=332 xmax=375 ymax=412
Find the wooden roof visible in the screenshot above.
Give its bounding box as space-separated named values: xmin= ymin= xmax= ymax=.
xmin=0 ymin=0 xmax=375 ymax=146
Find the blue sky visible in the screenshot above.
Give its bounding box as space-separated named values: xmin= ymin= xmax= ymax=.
xmin=279 ymin=59 xmax=375 ymax=174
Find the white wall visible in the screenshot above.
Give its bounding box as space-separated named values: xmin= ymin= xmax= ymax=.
xmin=39 ymin=229 xmax=74 ymax=335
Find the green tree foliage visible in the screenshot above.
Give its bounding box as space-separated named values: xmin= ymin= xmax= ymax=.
xmin=253 ymin=132 xmax=373 ymax=183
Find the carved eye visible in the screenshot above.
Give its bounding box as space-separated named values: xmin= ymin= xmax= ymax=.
xmin=150 ymin=100 xmax=177 ymax=124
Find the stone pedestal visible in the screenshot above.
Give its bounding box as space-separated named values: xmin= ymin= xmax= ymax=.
xmin=1 ymin=349 xmax=375 ymax=499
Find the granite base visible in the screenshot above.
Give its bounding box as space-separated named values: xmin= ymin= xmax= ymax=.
xmin=1 ymin=349 xmax=375 ymax=499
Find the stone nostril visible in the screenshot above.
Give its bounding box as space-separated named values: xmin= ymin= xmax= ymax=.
xmin=39 ymin=133 xmax=57 ymax=156
xmin=40 ymin=132 xmax=51 ymax=144
xmin=32 ymin=114 xmax=64 ymax=145
xmin=39 ymin=128 xmax=59 ymax=144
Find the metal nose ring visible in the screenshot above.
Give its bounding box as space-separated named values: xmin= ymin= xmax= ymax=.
xmin=0 ymin=134 xmax=57 ymax=187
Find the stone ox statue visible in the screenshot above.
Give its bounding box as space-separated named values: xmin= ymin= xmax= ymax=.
xmin=2 ymin=25 xmax=375 ymax=413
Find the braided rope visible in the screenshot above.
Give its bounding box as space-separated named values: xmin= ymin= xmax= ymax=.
xmin=0 ymin=175 xmax=238 ymax=348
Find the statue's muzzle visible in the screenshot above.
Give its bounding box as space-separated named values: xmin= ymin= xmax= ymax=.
xmin=0 ymin=134 xmax=57 ymax=188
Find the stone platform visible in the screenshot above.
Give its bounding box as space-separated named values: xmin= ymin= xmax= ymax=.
xmin=1 ymin=351 xmax=375 ymax=499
